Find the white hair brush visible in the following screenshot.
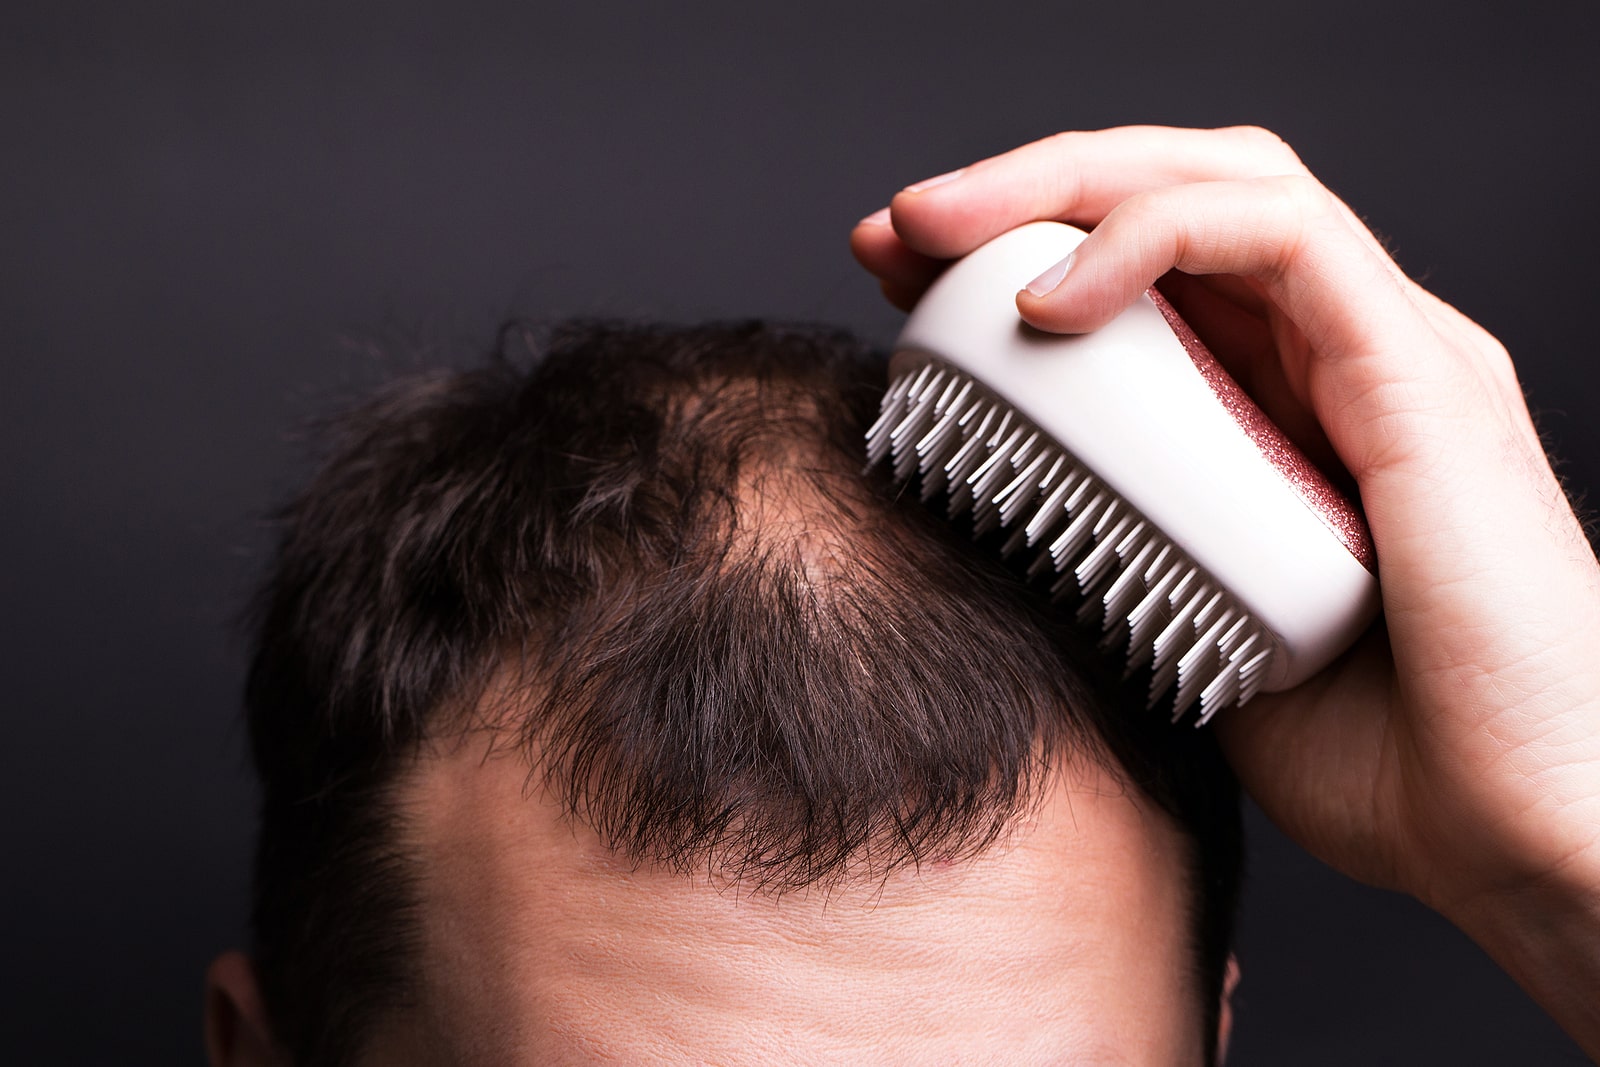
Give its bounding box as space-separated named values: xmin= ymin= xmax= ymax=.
xmin=866 ymin=221 xmax=1380 ymax=723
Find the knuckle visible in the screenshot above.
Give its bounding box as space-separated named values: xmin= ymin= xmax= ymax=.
xmin=1264 ymin=173 xmax=1335 ymax=219
xmin=1228 ymin=123 xmax=1283 ymax=146
xmin=1225 ymin=124 xmax=1305 ymax=171
xmin=1106 ymin=188 xmax=1184 ymax=261
xmin=1240 ymin=175 xmax=1338 ymax=275
xmin=1041 ymin=129 xmax=1084 ymax=152
xmin=1476 ymin=330 xmax=1513 ymax=368
xmin=1111 ymin=188 xmax=1173 ymax=238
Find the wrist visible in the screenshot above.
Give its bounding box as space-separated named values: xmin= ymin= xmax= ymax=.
xmin=1437 ymin=846 xmax=1600 ymax=1059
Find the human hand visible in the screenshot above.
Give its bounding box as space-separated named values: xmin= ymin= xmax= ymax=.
xmin=853 ymin=126 xmax=1600 ymax=1051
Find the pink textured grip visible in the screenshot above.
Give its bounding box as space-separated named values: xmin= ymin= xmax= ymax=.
xmin=1147 ymin=289 xmax=1376 ymax=574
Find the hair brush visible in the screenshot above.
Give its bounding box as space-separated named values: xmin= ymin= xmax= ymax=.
xmin=866 ymin=221 xmax=1380 ymax=723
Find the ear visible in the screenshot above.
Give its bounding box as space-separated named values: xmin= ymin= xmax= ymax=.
xmin=204 ymin=951 xmax=282 ymax=1066
xmin=1216 ymin=953 xmax=1242 ymax=1064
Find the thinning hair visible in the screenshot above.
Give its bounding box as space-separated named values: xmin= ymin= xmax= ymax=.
xmin=244 ymin=320 xmax=1242 ymax=1066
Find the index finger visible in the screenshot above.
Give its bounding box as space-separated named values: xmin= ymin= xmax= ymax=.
xmin=880 ymin=125 xmax=1309 ymax=262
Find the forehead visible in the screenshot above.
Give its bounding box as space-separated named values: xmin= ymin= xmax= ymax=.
xmin=374 ymin=733 xmax=1204 ymax=1065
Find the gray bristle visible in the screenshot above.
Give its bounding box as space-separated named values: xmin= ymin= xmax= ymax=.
xmin=866 ymin=361 xmax=1272 ymax=723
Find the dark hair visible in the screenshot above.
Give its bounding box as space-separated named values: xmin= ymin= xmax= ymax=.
xmin=244 ymin=319 xmax=1242 ymax=1066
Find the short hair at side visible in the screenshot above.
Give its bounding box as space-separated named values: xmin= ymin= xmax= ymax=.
xmin=243 ymin=320 xmax=1243 ymax=1066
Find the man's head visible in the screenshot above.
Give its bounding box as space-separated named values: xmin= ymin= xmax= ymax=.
xmin=206 ymin=321 xmax=1243 ymax=1065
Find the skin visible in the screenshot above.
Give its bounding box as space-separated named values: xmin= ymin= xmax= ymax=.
xmin=851 ymin=124 xmax=1600 ymax=1058
xmin=208 ymin=734 xmax=1223 ymax=1065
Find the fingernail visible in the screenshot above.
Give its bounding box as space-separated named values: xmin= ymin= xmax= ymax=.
xmin=905 ymin=168 xmax=964 ymax=193
xmin=1023 ymin=252 xmax=1075 ymax=297
xmin=858 ymin=206 xmax=892 ymax=227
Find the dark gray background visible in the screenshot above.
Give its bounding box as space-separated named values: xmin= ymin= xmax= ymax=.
xmin=5 ymin=1 xmax=1597 ymax=1063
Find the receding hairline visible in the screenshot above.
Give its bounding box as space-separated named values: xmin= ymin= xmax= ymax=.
xmin=400 ymin=651 xmax=1140 ymax=886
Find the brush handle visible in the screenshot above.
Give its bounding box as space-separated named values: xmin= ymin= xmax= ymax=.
xmin=893 ymin=221 xmax=1380 ymax=692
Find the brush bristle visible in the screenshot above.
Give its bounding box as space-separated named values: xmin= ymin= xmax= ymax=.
xmin=867 ymin=362 xmax=1273 ymax=723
